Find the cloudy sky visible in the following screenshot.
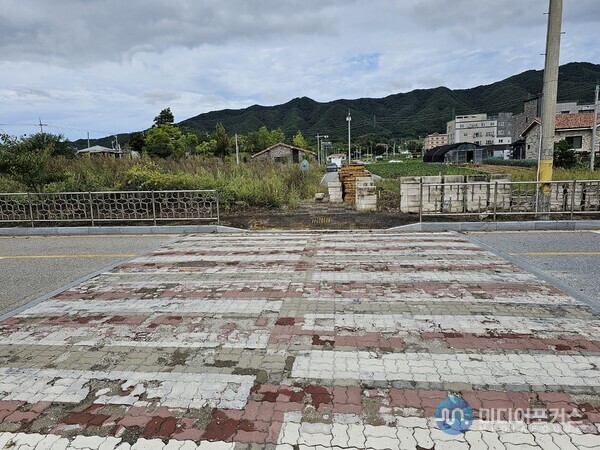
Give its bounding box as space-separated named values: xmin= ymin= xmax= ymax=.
xmin=1 ymin=0 xmax=599 ymax=141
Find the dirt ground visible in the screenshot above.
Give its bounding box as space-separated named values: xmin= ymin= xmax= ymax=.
xmin=220 ymin=209 xmax=417 ymax=230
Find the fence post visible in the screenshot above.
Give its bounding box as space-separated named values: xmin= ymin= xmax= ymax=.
xmin=88 ymin=192 xmax=95 ymax=226
xmin=151 ymin=191 xmax=157 ymax=226
xmin=215 ymin=191 xmax=220 ymax=224
xmin=27 ymin=193 xmax=34 ymax=228
xmin=398 ymin=179 xmax=402 ymax=211
xmin=570 ymin=180 xmax=576 ymax=220
xmin=419 ymin=179 xmax=423 ymax=223
xmin=493 ymin=182 xmax=498 ymax=222
xmin=462 ymin=181 xmax=467 ymax=213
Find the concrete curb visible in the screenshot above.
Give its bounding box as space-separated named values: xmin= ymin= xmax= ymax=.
xmin=0 ymin=225 xmax=247 ymax=236
xmin=387 ymin=220 xmax=600 ymax=232
xmin=1 ymin=221 xmax=599 ymax=235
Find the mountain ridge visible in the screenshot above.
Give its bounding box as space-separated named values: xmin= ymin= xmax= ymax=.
xmin=75 ymin=62 xmax=600 ymax=148
xmin=178 ymin=62 xmax=600 ymax=140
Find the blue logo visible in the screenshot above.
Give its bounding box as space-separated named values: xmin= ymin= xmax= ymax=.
xmin=435 ymin=396 xmax=473 ymax=435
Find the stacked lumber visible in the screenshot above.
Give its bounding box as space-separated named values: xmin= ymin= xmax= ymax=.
xmin=340 ymin=164 xmax=370 ymax=203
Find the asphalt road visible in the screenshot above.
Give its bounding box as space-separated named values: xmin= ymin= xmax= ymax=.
xmin=0 ymin=234 xmax=175 ymax=317
xmin=466 ymin=230 xmax=600 ymax=310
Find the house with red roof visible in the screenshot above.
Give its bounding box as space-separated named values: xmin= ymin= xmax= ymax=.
xmin=520 ymin=113 xmax=600 ymax=159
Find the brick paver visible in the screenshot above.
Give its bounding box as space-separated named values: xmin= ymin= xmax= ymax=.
xmin=0 ymin=232 xmax=599 ymax=449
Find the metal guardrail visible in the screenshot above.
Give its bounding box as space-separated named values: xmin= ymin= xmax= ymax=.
xmin=414 ymin=180 xmax=600 ymax=221
xmin=0 ymin=190 xmax=219 ymax=226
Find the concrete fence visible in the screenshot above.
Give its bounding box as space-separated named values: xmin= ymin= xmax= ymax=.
xmin=400 ymin=176 xmax=600 ymax=219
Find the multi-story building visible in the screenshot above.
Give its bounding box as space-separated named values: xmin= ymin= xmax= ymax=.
xmin=423 ymin=132 xmax=448 ymax=151
xmin=446 ymin=113 xmax=512 ymax=146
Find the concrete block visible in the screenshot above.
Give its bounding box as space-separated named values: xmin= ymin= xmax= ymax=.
xmin=465 ymin=177 xmax=490 ymax=213
xmin=441 ymin=175 xmax=465 ymax=213
xmin=421 ymin=176 xmax=442 ymax=213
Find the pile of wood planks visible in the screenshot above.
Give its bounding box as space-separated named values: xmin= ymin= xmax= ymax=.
xmin=339 ymin=164 xmax=370 ymax=203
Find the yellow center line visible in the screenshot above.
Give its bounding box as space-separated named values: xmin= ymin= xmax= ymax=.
xmin=0 ymin=254 xmax=136 ymax=259
xmin=509 ymin=251 xmax=600 ymax=256
xmin=0 ymin=235 xmax=173 ymax=239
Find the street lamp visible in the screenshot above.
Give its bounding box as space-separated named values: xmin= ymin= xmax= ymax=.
xmin=346 ymin=111 xmax=351 ymax=163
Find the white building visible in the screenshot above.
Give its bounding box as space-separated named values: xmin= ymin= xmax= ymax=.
xmin=447 ymin=113 xmax=512 ymax=146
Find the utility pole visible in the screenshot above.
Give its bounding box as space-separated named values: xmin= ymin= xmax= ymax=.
xmin=38 ymin=118 xmax=47 ymax=133
xmin=538 ymin=0 xmax=562 ymax=217
xmin=316 ymin=134 xmax=328 ymax=165
xmin=87 ymin=131 xmax=90 ymax=149
xmin=235 ymin=134 xmax=240 ymax=165
xmin=590 ymin=84 xmax=599 ymax=171
xmin=346 ymin=111 xmax=352 ymax=163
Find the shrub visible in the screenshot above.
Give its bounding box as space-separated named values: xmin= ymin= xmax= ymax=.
xmin=553 ymin=140 xmax=578 ymax=169
xmin=481 ymin=158 xmax=538 ymax=167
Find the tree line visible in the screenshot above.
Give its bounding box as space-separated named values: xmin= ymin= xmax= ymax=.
xmin=128 ymin=108 xmax=309 ymax=159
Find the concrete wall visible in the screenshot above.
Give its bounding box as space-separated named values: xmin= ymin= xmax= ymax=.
xmin=355 ymin=177 xmax=377 ymax=211
xmin=400 ymin=174 xmax=512 ymax=214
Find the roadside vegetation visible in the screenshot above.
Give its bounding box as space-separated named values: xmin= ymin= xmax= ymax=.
xmin=0 ymin=108 xmax=327 ymax=211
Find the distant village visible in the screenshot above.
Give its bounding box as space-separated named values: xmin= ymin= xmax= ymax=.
xmin=422 ymin=95 xmax=598 ymax=164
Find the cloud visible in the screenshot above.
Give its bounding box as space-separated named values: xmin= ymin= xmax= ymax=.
xmin=348 ymin=53 xmax=382 ymax=72
xmin=0 ymin=0 xmax=342 ymax=64
xmin=0 ymin=0 xmax=598 ymax=139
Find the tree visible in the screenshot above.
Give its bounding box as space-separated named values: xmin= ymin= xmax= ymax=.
xmin=257 ymin=126 xmax=272 ymax=150
xmin=195 ymin=139 xmax=217 ymax=156
xmin=214 ymin=122 xmax=230 ymax=157
xmin=180 ymin=133 xmax=199 ymax=157
xmin=144 ymin=124 xmax=183 ymax=158
xmin=17 ymin=132 xmax=75 ymax=158
xmin=153 ymin=108 xmax=174 ymax=127
xmin=554 ymin=139 xmax=578 ymax=169
xmin=406 ymin=140 xmax=422 ymax=152
xmin=270 ymin=128 xmax=285 ymax=145
xmin=256 ymin=126 xmax=286 ymax=149
xmin=128 ymin=131 xmax=145 ymax=154
xmin=0 ymin=133 xmax=69 ymax=191
xmin=292 ymin=130 xmax=307 ymax=148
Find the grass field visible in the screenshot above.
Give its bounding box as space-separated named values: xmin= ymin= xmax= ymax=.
xmin=367 ymin=159 xmax=600 ymax=182
xmin=366 ymin=160 xmax=483 ymax=178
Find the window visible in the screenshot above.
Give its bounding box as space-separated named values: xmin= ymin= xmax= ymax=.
xmin=565 ymin=136 xmax=582 ymax=149
xmin=498 ymin=139 xmax=504 ymax=143
xmin=499 ymin=122 xmax=505 ymax=126
xmin=486 ymin=140 xmax=493 ymax=145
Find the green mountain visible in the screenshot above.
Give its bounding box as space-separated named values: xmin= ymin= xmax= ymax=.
xmin=75 ymin=62 xmax=600 ymax=148
xmin=178 ymin=62 xmax=600 ymax=141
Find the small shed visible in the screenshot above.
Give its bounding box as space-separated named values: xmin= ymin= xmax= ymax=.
xmin=423 ymin=143 xmax=484 ymax=164
xmin=251 ymin=143 xmax=316 ymax=163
